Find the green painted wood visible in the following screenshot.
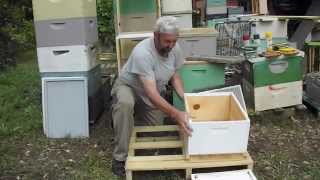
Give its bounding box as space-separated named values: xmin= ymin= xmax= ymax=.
xmin=306 ymin=41 xmax=320 ymax=47
xmin=120 ymin=0 xmax=156 ymax=15
xmin=207 ymin=0 xmax=226 ymax=6
xmin=243 ymin=56 xmax=303 ymax=88
xmin=173 ymin=63 xmax=225 ymax=110
xmin=32 ymin=0 xmax=96 ymax=21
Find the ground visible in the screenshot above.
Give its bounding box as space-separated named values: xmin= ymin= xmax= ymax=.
xmin=0 ymin=51 xmax=319 ymax=180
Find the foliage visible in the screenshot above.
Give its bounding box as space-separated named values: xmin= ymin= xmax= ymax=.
xmin=0 ymin=0 xmax=35 ymax=70
xmin=97 ymin=0 xmax=115 ymax=49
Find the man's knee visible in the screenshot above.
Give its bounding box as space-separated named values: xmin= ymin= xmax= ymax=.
xmin=114 ymin=98 xmax=134 ymax=111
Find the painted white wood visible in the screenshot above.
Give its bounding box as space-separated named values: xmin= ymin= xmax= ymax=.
xmin=199 ymin=85 xmax=247 ymax=112
xmin=178 ymin=36 xmax=217 ymax=57
xmin=207 ymin=6 xmax=227 ymax=15
xmin=42 ymin=77 xmax=89 ymax=138
xmin=161 ymin=0 xmax=192 ymax=14
xmin=164 ymin=13 xmax=192 ymax=28
xmin=37 ymin=44 xmax=97 ymax=72
xmin=185 ymin=92 xmax=250 ymax=155
xmin=191 ymin=169 xmax=257 ymax=180
xmin=254 ymin=81 xmax=303 ymax=111
xmin=251 ymin=17 xmax=288 ymax=38
xmin=120 ymin=13 xmax=157 ymax=32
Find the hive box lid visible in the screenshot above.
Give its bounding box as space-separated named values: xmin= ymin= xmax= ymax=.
xmin=198 ymin=85 xmax=247 ymax=112
xmin=191 ymin=169 xmax=257 ymax=180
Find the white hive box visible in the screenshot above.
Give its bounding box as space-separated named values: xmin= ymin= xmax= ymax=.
xmin=164 ymin=13 xmax=193 ymax=28
xmin=37 ymin=44 xmax=97 ymax=73
xmin=161 ymin=0 xmax=192 ymax=14
xmin=178 ymin=28 xmax=218 ymax=58
xmin=250 ymin=16 xmax=288 ymax=38
xmin=42 ymin=77 xmax=89 ymax=138
xmin=184 ymin=92 xmax=250 ymax=155
xmin=191 ymin=169 xmax=257 ymax=180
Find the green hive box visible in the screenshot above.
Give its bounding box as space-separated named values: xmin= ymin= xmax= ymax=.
xmin=173 ymin=62 xmax=225 ymax=110
xmin=207 ymin=0 xmax=226 ymax=6
xmin=119 ymin=0 xmax=157 ymax=15
xmin=243 ymin=55 xmax=303 ymax=88
xmin=32 ymin=0 xmax=97 ymax=21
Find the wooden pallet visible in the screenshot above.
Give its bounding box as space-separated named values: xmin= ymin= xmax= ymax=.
xmin=125 ymin=125 xmax=254 ymax=180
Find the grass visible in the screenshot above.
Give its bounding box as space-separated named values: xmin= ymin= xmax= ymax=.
xmin=0 ymin=51 xmax=42 ymax=137
xmin=0 ymin=50 xmax=320 ymax=179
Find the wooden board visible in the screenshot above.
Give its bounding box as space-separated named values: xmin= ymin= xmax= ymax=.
xmin=125 ymin=125 xmax=254 ymax=180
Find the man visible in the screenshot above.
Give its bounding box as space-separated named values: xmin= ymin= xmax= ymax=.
xmin=111 ymin=16 xmax=192 ymax=176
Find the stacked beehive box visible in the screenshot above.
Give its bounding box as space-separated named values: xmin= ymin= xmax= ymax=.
xmin=161 ymin=0 xmax=193 ymax=28
xmin=33 ymin=0 xmax=101 ymax=138
xmin=206 ymin=0 xmax=227 ymax=19
xmin=242 ymin=55 xmax=303 ymax=112
xmin=117 ymin=0 xmax=158 ymax=32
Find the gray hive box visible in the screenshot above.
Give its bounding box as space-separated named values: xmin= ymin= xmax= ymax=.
xmin=35 ymin=17 xmax=98 ymax=47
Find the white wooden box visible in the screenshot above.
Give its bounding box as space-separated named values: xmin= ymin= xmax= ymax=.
xmin=42 ymin=77 xmax=89 ymax=138
xmin=184 ymin=92 xmax=250 ymax=155
xmin=207 ymin=6 xmax=227 ymax=15
xmin=161 ymin=0 xmax=192 ymax=14
xmin=242 ymin=79 xmax=303 ymax=112
xmin=37 ymin=44 xmax=97 ymax=73
xmin=164 ymin=13 xmax=192 ymax=28
xmin=250 ymin=17 xmax=288 ymax=38
xmin=178 ymin=28 xmax=218 ymax=58
xmin=120 ymin=13 xmax=157 ymax=32
xmin=191 ymin=169 xmax=257 ymax=180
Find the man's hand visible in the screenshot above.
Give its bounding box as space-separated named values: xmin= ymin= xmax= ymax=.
xmin=172 ymin=111 xmax=193 ymax=136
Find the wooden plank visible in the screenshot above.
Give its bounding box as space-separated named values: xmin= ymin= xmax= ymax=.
xmin=126 ymin=170 xmax=133 ymax=180
xmin=131 ymin=140 xmax=183 ymax=149
xmin=127 ymin=155 xmax=185 ymax=162
xmin=156 ymin=0 xmax=161 ymax=17
xmin=126 ymin=153 xmax=253 ymax=171
xmin=135 ymin=136 xmax=180 ymax=142
xmin=115 ymin=38 xmax=121 ymax=75
xmin=134 ymin=125 xmax=179 ymax=133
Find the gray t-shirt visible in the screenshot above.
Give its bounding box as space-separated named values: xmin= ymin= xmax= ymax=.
xmin=120 ymin=37 xmax=185 ymax=107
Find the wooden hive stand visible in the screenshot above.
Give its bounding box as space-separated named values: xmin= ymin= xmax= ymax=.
xmin=125 ymin=125 xmax=254 ymax=180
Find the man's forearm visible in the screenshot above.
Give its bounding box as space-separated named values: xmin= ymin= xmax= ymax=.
xmin=147 ymin=90 xmax=180 ymax=119
xmin=171 ymin=73 xmax=184 ymax=99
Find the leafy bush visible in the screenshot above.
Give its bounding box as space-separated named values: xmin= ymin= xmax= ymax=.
xmin=97 ymin=0 xmax=115 ymax=49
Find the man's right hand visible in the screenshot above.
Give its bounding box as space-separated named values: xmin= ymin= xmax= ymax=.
xmin=173 ymin=111 xmax=193 ymax=136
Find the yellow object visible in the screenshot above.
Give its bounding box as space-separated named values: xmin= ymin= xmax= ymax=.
xmin=265 ymin=32 xmax=273 ymax=39
xmin=279 ymin=47 xmax=298 ymax=55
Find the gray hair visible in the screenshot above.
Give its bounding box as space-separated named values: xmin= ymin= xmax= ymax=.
xmin=154 ymin=16 xmax=179 ymax=34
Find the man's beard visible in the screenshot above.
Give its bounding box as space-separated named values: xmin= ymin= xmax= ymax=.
xmin=159 ymin=47 xmax=172 ymax=57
